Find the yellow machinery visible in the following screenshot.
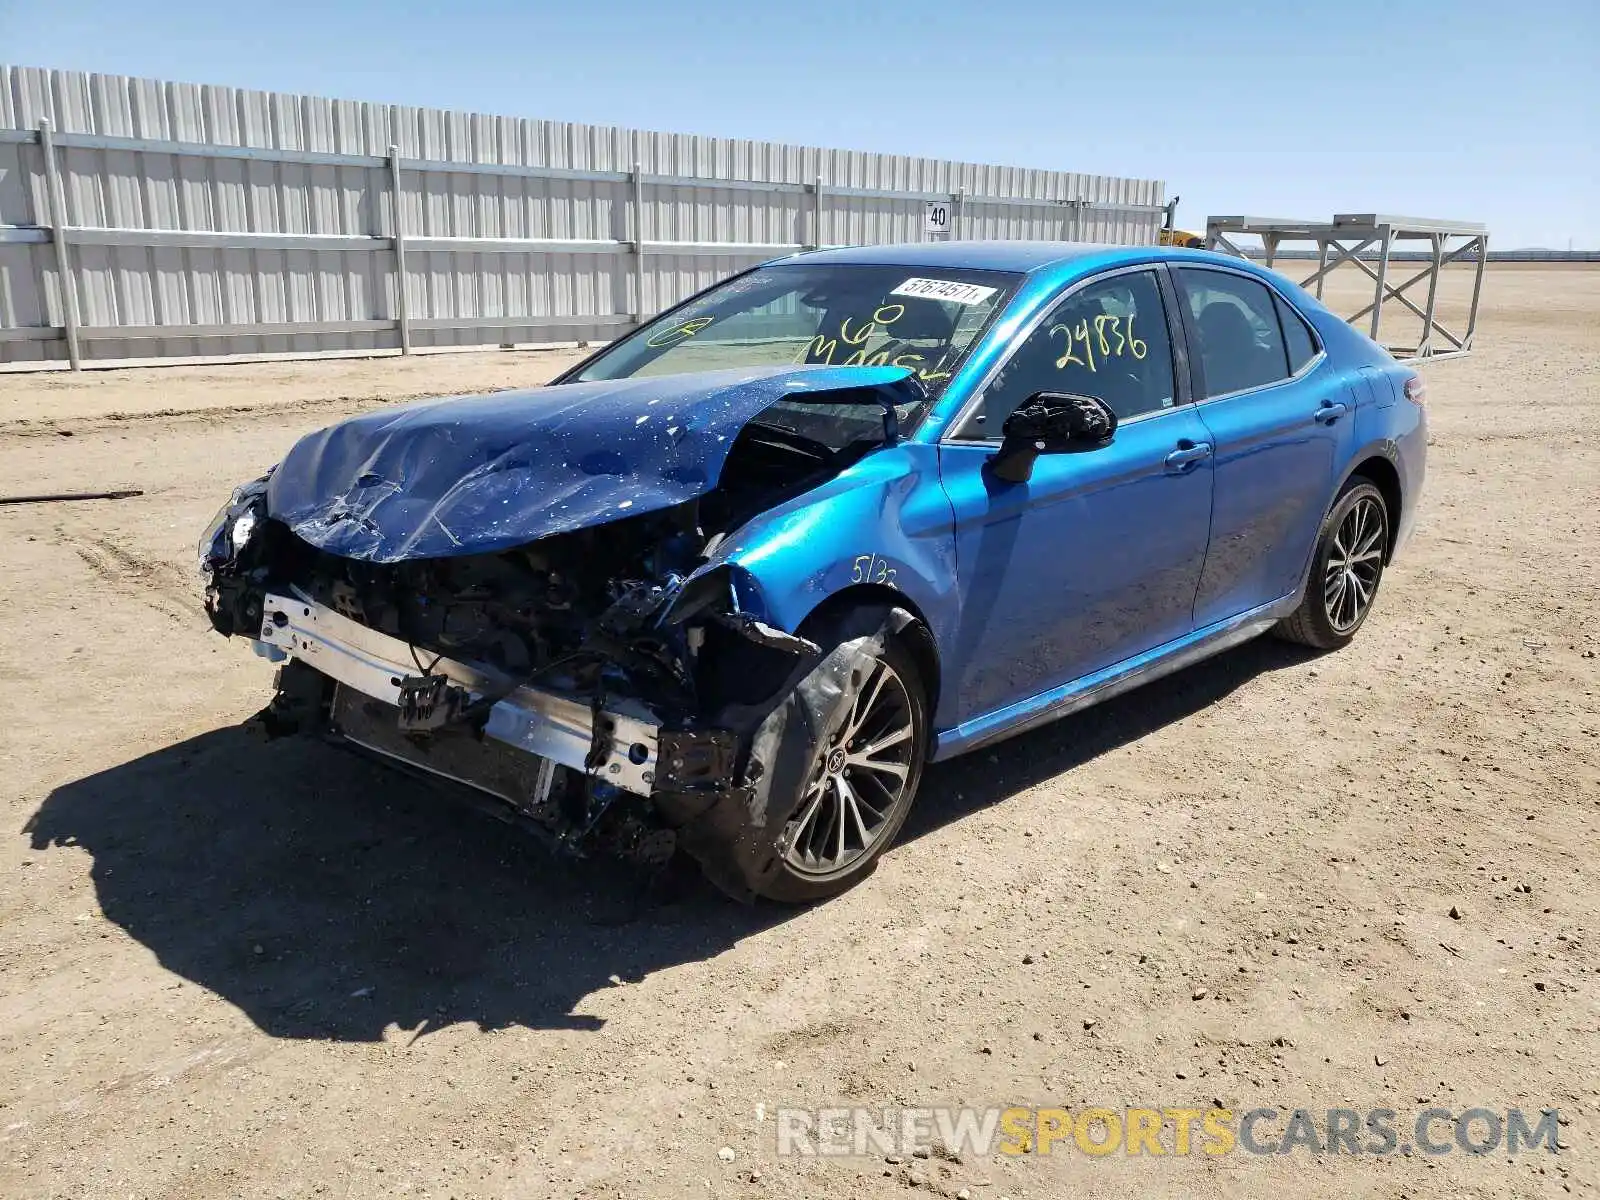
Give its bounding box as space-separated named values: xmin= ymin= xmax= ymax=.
xmin=1159 ymin=196 xmax=1203 ymax=247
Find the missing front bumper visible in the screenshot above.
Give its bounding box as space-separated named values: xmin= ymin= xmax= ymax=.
xmin=254 ymin=591 xmax=662 ymax=796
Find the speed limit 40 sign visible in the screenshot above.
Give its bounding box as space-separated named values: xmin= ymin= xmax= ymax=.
xmin=923 ymin=199 xmax=953 ymax=236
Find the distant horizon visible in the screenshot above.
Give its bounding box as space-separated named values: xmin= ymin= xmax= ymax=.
xmin=1 ymin=0 xmax=1593 ymax=249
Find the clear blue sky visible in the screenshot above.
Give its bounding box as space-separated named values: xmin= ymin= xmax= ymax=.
xmin=3 ymin=0 xmax=1595 ymax=247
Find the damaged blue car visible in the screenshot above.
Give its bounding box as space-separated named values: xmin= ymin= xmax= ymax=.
xmin=200 ymin=241 xmax=1427 ymax=901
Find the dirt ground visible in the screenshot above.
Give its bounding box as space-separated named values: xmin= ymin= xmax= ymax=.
xmin=0 ymin=264 xmax=1595 ymax=1199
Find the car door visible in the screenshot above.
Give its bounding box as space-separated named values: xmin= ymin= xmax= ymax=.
xmin=938 ymin=266 xmax=1215 ymax=724
xmin=1173 ymin=266 xmax=1354 ymax=628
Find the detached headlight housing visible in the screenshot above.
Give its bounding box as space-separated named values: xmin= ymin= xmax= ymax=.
xmin=198 ymin=473 xmax=272 ymax=577
xmin=229 ymin=508 xmax=259 ymax=552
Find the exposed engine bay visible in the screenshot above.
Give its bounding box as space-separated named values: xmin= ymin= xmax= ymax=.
xmin=312 ymin=423 xmax=859 ymax=677
xmin=200 ymin=376 xmax=917 ymax=897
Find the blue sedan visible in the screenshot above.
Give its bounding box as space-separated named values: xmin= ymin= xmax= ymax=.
xmin=199 ymin=241 xmax=1426 ymax=901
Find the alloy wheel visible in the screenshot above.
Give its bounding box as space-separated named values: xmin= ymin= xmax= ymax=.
xmin=781 ymin=657 xmax=916 ymax=878
xmin=1323 ymin=495 xmax=1386 ymax=634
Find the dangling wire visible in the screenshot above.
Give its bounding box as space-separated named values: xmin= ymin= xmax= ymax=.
xmin=408 ymin=640 xmax=443 ymax=677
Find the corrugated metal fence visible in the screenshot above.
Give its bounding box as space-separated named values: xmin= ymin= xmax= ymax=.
xmin=0 ymin=65 xmax=1165 ymax=370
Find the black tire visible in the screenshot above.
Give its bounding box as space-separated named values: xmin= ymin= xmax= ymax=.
xmin=752 ymin=625 xmax=930 ymax=904
xmin=1275 ymin=476 xmax=1390 ymax=650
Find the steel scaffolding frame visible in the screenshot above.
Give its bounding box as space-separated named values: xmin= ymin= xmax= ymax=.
xmin=1205 ymin=214 xmax=1489 ymax=361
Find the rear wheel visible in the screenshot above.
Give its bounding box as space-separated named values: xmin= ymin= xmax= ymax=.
xmin=1275 ymin=477 xmax=1390 ymax=650
xmin=755 ymin=632 xmax=928 ymax=903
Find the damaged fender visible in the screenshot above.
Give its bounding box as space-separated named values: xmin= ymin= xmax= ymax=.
xmin=686 ymin=439 xmax=959 ymax=722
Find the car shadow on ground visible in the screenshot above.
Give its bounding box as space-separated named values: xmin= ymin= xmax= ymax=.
xmin=26 ymin=635 xmax=1316 ymax=1043
xmin=906 ymin=634 xmax=1319 ymax=841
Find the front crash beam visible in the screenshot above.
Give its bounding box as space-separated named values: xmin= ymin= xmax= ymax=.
xmin=254 ymin=591 xmax=663 ymax=795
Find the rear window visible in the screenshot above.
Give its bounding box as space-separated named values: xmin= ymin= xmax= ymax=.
xmin=1275 ymin=293 xmax=1320 ymax=374
xmin=1176 ymin=268 xmax=1290 ymax=398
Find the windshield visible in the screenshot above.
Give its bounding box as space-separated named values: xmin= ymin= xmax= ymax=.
xmin=575 ymin=262 xmax=1021 ymax=399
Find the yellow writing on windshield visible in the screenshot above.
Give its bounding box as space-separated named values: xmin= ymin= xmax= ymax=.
xmin=645 ymin=315 xmax=715 ymax=348
xmin=835 ymin=303 xmax=906 ymax=363
xmin=794 ymin=303 xmax=951 ymax=381
xmin=861 ymin=350 xmax=952 ymax=384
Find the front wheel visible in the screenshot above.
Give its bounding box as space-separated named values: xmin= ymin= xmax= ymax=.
xmin=756 ymin=630 xmax=928 ymax=903
xmin=1275 ymin=477 xmax=1390 ymax=650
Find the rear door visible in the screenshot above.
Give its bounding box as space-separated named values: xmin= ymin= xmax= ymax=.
xmin=1174 ymin=266 xmax=1354 ymax=628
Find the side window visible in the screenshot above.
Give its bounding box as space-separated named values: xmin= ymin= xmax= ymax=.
xmin=969 ymin=270 xmax=1176 ymax=433
xmin=1177 ymin=268 xmax=1290 ymax=398
xmin=1275 ymin=293 xmax=1319 ymax=374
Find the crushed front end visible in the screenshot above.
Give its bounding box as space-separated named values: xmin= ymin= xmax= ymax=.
xmin=203 ymin=488 xmax=830 ymax=887
xmin=197 ymin=366 xmax=921 ymax=897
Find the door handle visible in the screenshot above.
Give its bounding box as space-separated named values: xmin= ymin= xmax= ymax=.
xmin=1163 ymin=440 xmax=1213 ymax=472
xmin=1313 ymin=399 xmax=1349 ymax=424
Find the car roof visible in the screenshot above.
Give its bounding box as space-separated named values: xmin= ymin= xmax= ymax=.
xmin=786 ymin=240 xmax=1121 ymax=273
xmin=778 ymin=241 xmax=1320 ymax=308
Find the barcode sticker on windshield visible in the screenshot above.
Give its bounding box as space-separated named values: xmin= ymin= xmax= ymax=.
xmin=890 ymin=278 xmax=999 ymax=306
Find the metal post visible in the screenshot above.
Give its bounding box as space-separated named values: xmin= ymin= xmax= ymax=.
xmin=812 ymin=174 xmax=825 ymax=251
xmin=1369 ymin=226 xmax=1393 ymax=341
xmin=1314 ymin=238 xmax=1330 ymax=300
xmin=1464 ymin=234 xmax=1488 ymax=350
xmin=1069 ymin=197 xmax=1086 ymax=241
xmin=1418 ymin=232 xmax=1444 ymax=358
xmin=951 ymin=188 xmax=965 ymax=240
xmin=388 ymin=145 xmax=412 ymax=354
xmin=38 ymin=120 xmax=83 ymax=370
xmin=631 ymin=162 xmax=646 ymax=323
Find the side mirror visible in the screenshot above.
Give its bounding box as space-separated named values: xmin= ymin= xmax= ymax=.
xmin=988 ymin=392 xmax=1118 ymax=483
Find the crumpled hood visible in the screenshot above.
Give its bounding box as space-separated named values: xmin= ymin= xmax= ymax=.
xmin=266 ymin=364 xmax=918 ymax=562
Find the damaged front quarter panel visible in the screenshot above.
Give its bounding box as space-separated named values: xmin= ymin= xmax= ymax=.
xmin=687 ymin=438 xmax=960 ymax=708
xmin=642 ymin=454 xmax=959 ymax=897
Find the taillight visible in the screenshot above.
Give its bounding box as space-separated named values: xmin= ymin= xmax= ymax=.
xmin=1403 ymin=373 xmax=1427 ymax=405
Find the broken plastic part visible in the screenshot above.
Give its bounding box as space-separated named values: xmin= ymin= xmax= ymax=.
xmin=395 ymin=673 xmax=468 ymax=732
xmin=655 ymin=729 xmax=740 ymax=792
xmin=711 ymin=612 xmax=820 ymax=656
xmin=660 ymin=613 xmax=891 ymax=900
xmin=243 ymin=660 xmax=330 ymax=740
